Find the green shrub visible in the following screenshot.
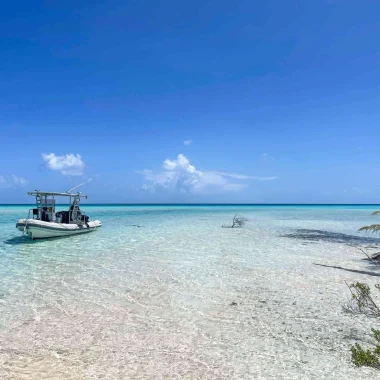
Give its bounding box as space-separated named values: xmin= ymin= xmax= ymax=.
xmin=351 ymin=330 xmax=380 ymax=369
xmin=348 ymin=282 xmax=380 ymax=369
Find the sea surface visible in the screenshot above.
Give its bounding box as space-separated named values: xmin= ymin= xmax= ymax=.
xmin=1 ymin=204 xmax=380 ymax=379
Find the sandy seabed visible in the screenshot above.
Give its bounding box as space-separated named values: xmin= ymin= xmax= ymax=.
xmin=0 ymin=206 xmax=379 ymax=379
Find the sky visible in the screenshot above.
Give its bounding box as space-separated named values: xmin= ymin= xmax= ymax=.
xmin=1 ymin=0 xmax=380 ymax=203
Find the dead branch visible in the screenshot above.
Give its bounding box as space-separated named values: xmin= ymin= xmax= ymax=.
xmin=222 ymin=214 xmax=248 ymax=228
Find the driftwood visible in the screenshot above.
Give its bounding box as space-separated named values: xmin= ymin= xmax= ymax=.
xmin=222 ymin=214 xmax=247 ymax=228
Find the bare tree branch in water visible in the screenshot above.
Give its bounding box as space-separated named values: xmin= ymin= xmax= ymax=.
xmin=222 ymin=214 xmax=248 ymax=228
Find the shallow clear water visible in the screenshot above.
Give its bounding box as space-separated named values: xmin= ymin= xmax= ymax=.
xmin=1 ymin=205 xmax=380 ymax=379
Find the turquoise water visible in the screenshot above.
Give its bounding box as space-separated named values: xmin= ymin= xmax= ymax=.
xmin=1 ymin=205 xmax=379 ymax=379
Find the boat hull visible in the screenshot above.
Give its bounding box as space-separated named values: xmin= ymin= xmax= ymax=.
xmin=16 ymin=219 xmax=102 ymax=239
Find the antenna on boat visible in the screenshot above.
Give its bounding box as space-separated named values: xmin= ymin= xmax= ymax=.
xmin=66 ymin=178 xmax=92 ymax=194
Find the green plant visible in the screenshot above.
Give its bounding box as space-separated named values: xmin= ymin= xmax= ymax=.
xmin=346 ymin=282 xmax=380 ymax=316
xmin=347 ymin=282 xmax=380 ymax=369
xmin=351 ymin=329 xmax=380 ymax=369
xmin=359 ymin=209 xmax=380 ymax=233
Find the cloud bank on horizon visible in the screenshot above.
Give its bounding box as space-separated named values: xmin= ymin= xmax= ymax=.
xmin=138 ymin=154 xmax=277 ymax=194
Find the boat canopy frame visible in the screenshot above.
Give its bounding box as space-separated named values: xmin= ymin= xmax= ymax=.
xmin=28 ymin=191 xmax=88 ymax=198
xmin=27 ymin=190 xmax=89 ymax=224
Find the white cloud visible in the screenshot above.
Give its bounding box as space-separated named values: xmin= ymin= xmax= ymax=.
xmin=184 ymin=139 xmax=192 ymax=145
xmin=137 ymin=154 xmax=277 ymax=194
xmin=0 ymin=174 xmax=28 ymax=188
xmin=42 ymin=153 xmax=85 ymax=176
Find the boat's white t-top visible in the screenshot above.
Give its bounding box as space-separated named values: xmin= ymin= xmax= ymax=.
xmin=16 ymin=190 xmax=102 ymax=239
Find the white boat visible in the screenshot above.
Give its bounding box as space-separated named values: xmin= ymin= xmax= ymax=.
xmin=16 ymin=189 xmax=102 ymax=239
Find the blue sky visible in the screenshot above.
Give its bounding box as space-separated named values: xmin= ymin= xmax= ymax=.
xmin=1 ymin=0 xmax=380 ymax=203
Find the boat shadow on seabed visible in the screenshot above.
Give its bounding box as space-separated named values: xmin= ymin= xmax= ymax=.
xmin=3 ymin=234 xmax=77 ymax=245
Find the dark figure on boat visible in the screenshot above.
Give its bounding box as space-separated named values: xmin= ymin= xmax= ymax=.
xmin=41 ymin=207 xmax=50 ymax=222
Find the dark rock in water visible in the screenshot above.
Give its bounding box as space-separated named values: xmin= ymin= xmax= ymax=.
xmin=281 ymin=229 xmax=380 ymax=245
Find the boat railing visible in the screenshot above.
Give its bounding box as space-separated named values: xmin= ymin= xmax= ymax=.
xmin=23 ymin=209 xmax=37 ymax=235
xmin=26 ymin=208 xmax=39 ymax=220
